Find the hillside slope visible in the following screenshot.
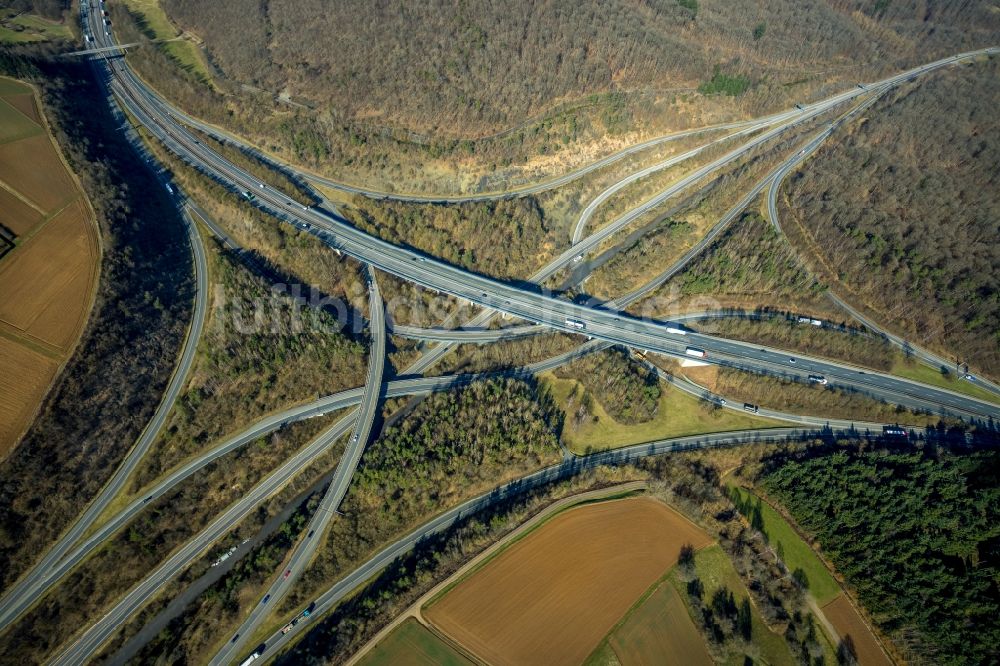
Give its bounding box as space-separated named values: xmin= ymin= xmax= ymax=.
xmin=163 ymin=0 xmax=999 ymax=136
xmin=782 ymin=56 xmax=1000 ymax=378
xmin=130 ymin=1 xmax=1000 ymax=192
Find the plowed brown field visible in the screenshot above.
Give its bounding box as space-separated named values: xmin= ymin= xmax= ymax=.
xmin=822 ymin=595 xmax=891 ymax=666
xmin=425 ymin=497 xmax=713 ymax=666
xmin=0 ymin=186 xmax=42 ymax=235
xmin=4 ymin=92 xmax=40 ymax=124
xmin=0 ymin=336 xmax=58 ymax=458
xmin=0 ymin=75 xmax=99 ymax=458
xmin=0 ymin=199 xmax=98 ymax=348
xmin=0 ymin=133 xmax=75 ymax=211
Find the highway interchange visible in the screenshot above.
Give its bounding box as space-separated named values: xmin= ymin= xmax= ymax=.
xmin=8 ymin=4 xmax=997 ymax=663
xmin=92 ymin=36 xmax=1000 ymax=423
xmin=213 ymin=269 xmax=387 ymax=665
xmin=0 ymin=176 xmax=210 ymax=631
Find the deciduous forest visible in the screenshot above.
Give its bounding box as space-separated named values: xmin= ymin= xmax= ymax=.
xmin=0 ymin=53 xmax=194 ymax=591
xmin=784 ymin=57 xmax=1000 ymax=377
xmin=117 ymin=0 xmax=1000 ymax=191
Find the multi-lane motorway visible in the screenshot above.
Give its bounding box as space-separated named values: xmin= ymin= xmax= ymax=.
xmin=250 ymin=424 xmax=875 ymax=659
xmin=0 ymin=166 xmax=209 ymax=631
xmin=92 ymin=29 xmax=1000 ymax=423
xmin=212 ymin=268 xmax=386 ymax=665
xmin=762 ymin=110 xmax=1000 ymax=400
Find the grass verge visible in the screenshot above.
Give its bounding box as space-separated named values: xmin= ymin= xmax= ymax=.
xmin=891 ymin=357 xmax=999 ymax=405
xmin=727 ymin=485 xmax=840 ymax=605
xmin=0 ymin=12 xmax=72 ymax=44
xmin=542 ymin=372 xmax=785 ymax=454
xmin=667 ymin=544 xmax=798 ymax=666
xmin=119 ymin=0 xmax=213 ymax=82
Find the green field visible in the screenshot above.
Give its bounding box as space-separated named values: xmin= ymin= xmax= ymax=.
xmin=890 ymin=357 xmax=999 ymax=405
xmin=583 ymin=640 xmax=621 ymax=666
xmin=0 ymin=12 xmax=72 ymax=44
xmin=543 ymin=373 xmax=785 ymax=455
xmin=668 ymin=545 xmax=797 ymax=666
xmin=357 ymin=618 xmax=472 ymax=666
xmin=728 ymin=486 xmax=841 ymax=604
xmin=609 ymin=582 xmax=712 ymax=666
xmin=0 ymin=98 xmax=43 ymax=144
xmin=588 ymin=542 xmax=798 ymax=666
xmin=120 ymin=0 xmax=213 ymax=82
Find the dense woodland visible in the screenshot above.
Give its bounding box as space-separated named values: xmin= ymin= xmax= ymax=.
xmin=280 ymin=378 xmax=563 ymax=613
xmin=0 ymin=415 xmax=341 ymax=663
xmin=641 ymin=451 xmax=832 ymax=665
xmin=144 ymin=127 xmax=369 ymax=311
xmin=131 ymin=244 xmax=368 ymax=489
xmin=763 ymin=448 xmax=1000 ymax=665
xmin=117 ymin=1 xmax=1000 ymax=192
xmin=642 ymin=212 xmax=828 ymax=316
xmin=345 ymin=196 xmax=559 ymax=280
xmin=89 ymin=378 xmax=565 ymax=664
xmin=0 ymin=52 xmax=194 ymax=592
xmin=554 ymin=347 xmax=661 ymax=425
xmin=4 ymin=0 xmax=66 ymax=21
xmin=161 ymin=0 xmax=997 ymax=136
xmin=785 ymin=57 xmax=1000 ymax=377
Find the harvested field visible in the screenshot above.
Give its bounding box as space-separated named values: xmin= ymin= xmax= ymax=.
xmin=0 ymin=186 xmax=42 ymax=236
xmin=0 ymin=78 xmax=29 ymax=95
xmin=822 ymin=595 xmax=891 ymax=666
xmin=357 ymin=619 xmax=472 ymax=666
xmin=425 ymin=497 xmax=713 ymax=666
xmin=0 ymin=199 xmax=99 ymax=348
xmin=609 ymin=582 xmax=711 ymax=666
xmin=0 ymin=76 xmax=99 ymax=457
xmin=0 ymin=336 xmax=58 ymax=459
xmin=0 ymin=133 xmax=75 ymax=212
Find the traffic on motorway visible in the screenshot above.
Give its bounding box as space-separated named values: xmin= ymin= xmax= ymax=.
xmin=24 ymin=6 xmax=999 ymax=664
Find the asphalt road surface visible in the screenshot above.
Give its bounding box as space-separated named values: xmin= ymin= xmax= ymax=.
xmin=39 ymin=12 xmax=999 ymax=662
xmin=96 ymin=41 xmax=999 ymax=423
xmin=0 ymin=174 xmax=209 ymax=631
xmin=253 ymin=425 xmax=878 ymax=661
xmin=212 ymin=268 xmax=387 ymax=665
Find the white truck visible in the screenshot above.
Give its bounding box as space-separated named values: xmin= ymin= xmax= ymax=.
xmin=685 ymin=347 xmax=707 ymax=359
xmin=564 ymin=318 xmax=586 ymax=330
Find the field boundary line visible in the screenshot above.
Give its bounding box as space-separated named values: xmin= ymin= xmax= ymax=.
xmin=587 ymin=534 xmax=718 ymax=665
xmin=0 ymin=322 xmax=63 ymax=358
xmin=343 ymin=481 xmax=648 ymax=666
xmin=422 ymin=484 xmax=649 ymax=610
xmin=0 ymin=75 xmax=101 ymax=459
xmin=0 ymin=177 xmax=47 ymax=216
xmin=0 ymin=194 xmax=82 ymax=266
